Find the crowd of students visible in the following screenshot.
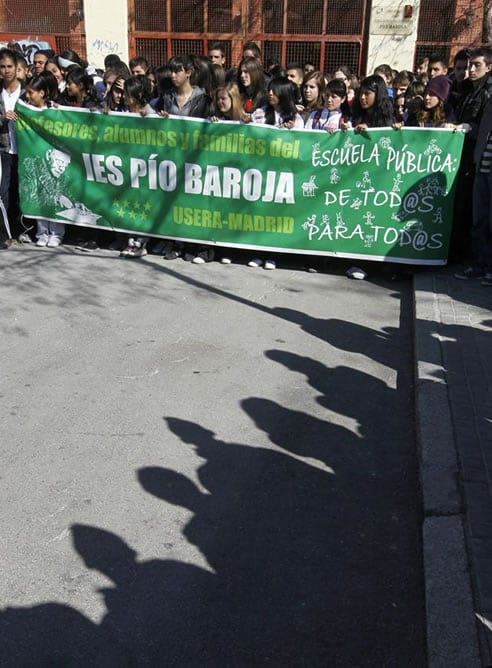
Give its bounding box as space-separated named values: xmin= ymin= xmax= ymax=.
xmin=0 ymin=41 xmax=491 ymax=281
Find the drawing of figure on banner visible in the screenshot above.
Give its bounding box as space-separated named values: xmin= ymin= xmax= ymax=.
xmin=20 ymin=148 xmax=100 ymax=225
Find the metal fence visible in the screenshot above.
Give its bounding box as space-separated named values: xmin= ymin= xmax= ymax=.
xmin=130 ymin=0 xmax=368 ymax=74
xmin=0 ymin=0 xmax=86 ymax=59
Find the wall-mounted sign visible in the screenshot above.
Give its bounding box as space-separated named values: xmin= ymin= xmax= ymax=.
xmin=370 ymin=4 xmax=415 ymax=36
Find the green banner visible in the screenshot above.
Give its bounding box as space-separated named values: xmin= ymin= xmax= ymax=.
xmin=16 ymin=101 xmax=465 ymax=264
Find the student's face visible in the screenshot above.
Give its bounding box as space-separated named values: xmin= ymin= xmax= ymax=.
xmin=216 ymin=91 xmax=232 ymax=113
xmin=242 ymin=49 xmax=257 ymax=60
xmin=423 ymin=93 xmax=440 ymax=109
xmin=123 ymin=91 xmax=138 ymax=112
xmin=171 ymin=68 xmax=190 ymax=88
xmin=0 ymin=57 xmax=17 ymax=84
xmin=46 ymin=62 xmax=62 ymax=83
xmin=131 ymin=65 xmax=147 ymax=76
xmin=267 ymin=88 xmax=279 ymax=107
xmin=469 ymin=56 xmax=492 ymax=81
xmin=428 ymin=62 xmax=447 ymax=78
xmin=453 ymin=59 xmax=469 ymax=82
xmin=287 ymin=69 xmax=303 ymax=86
xmin=239 ymin=67 xmax=251 ymax=88
xmin=334 ymin=71 xmax=349 ymax=91
xmin=105 ymin=73 xmax=117 ymax=92
xmin=407 ymin=94 xmax=423 ymax=115
xmin=25 ymin=86 xmax=46 ymax=108
xmin=395 ymin=84 xmax=408 ymax=96
xmin=111 ymin=78 xmax=125 ymax=105
xmin=209 ymin=50 xmax=225 ymax=66
xmin=66 ymin=78 xmax=82 ymax=98
xmin=16 ymin=64 xmax=28 ymax=81
xmin=146 ymin=72 xmax=156 ymax=93
xmin=395 ymin=95 xmax=406 ymax=115
xmin=359 ymin=88 xmax=376 ymax=109
xmin=326 ymin=90 xmax=344 ymax=111
xmin=303 ymin=80 xmax=319 ymax=103
xmin=33 ymin=54 xmax=48 ymax=74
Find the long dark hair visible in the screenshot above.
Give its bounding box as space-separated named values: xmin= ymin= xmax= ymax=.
xmin=25 ymin=72 xmax=58 ymax=106
xmin=65 ymin=65 xmax=96 ymax=102
xmin=325 ymin=78 xmax=351 ymax=117
xmin=237 ymin=56 xmax=266 ymax=111
xmin=124 ymin=75 xmax=151 ymax=110
xmin=351 ymin=74 xmax=394 ymax=127
xmin=265 ymin=76 xmax=298 ymax=125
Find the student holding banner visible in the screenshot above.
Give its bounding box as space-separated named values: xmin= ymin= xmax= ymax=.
xmin=0 ymin=48 xmax=23 ymax=246
xmin=248 ymin=76 xmax=304 ymax=270
xmin=405 ymin=75 xmax=454 ymax=128
xmin=455 ymin=95 xmax=492 ymax=286
xmin=23 ymin=73 xmax=66 ymax=247
xmin=304 ymin=78 xmax=350 ymax=132
xmin=349 ymin=74 xmax=394 ymax=131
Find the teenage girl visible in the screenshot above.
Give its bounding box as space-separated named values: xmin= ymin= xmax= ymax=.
xmin=24 ymin=73 xmax=66 ymax=247
xmin=251 ymin=76 xmax=304 ymax=128
xmin=123 ymin=74 xmax=157 ymax=117
xmin=100 ymin=75 xmax=127 ymax=113
xmin=249 ymin=77 xmax=303 ymax=270
xmin=305 ymin=78 xmax=350 ymax=131
xmin=210 ymin=82 xmax=244 ymax=121
xmin=237 ymin=56 xmax=267 ymax=118
xmin=65 ymin=65 xmax=97 ymax=108
xmin=301 ymin=70 xmax=326 ymax=123
xmin=44 ymin=57 xmax=67 ymax=103
xmin=350 ymin=74 xmax=394 ymax=130
xmin=405 ymin=75 xmax=454 ymax=128
xmin=334 ymin=65 xmax=358 ymax=106
xmin=116 ymin=75 xmax=157 ymax=258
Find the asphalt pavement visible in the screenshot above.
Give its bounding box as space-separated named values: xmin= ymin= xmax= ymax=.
xmin=0 ymin=243 xmax=430 ymax=665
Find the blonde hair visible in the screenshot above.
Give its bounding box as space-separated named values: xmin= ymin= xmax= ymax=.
xmin=213 ymin=82 xmax=244 ymax=120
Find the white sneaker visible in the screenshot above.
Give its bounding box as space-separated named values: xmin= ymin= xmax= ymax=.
xmin=47 ymin=235 xmax=61 ymax=248
xmin=192 ymin=255 xmax=206 ymax=264
xmin=264 ymin=259 xmax=276 ymax=270
xmin=129 ymin=241 xmax=147 ymax=258
xmin=346 ymin=266 xmax=367 ymax=280
xmin=248 ymin=258 xmax=263 ymax=268
xmin=120 ymin=238 xmax=136 ymax=257
xmin=36 ymin=235 xmax=49 ymax=247
xmin=221 ymin=257 xmax=232 ymax=265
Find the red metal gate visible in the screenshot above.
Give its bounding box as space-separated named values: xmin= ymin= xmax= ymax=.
xmin=414 ymin=0 xmax=484 ymax=67
xmin=130 ymin=0 xmax=369 ymax=74
xmin=0 ymin=0 xmax=85 ymax=58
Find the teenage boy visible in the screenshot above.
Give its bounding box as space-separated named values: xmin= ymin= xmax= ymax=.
xmin=451 ymin=47 xmax=492 ymax=260
xmin=455 ymin=95 xmax=492 ymax=285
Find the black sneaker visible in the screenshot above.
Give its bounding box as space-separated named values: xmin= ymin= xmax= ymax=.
xmin=481 ymin=274 xmax=492 ymax=286
xmin=76 ymin=240 xmax=99 ymax=252
xmin=454 ymin=266 xmax=485 ymax=280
